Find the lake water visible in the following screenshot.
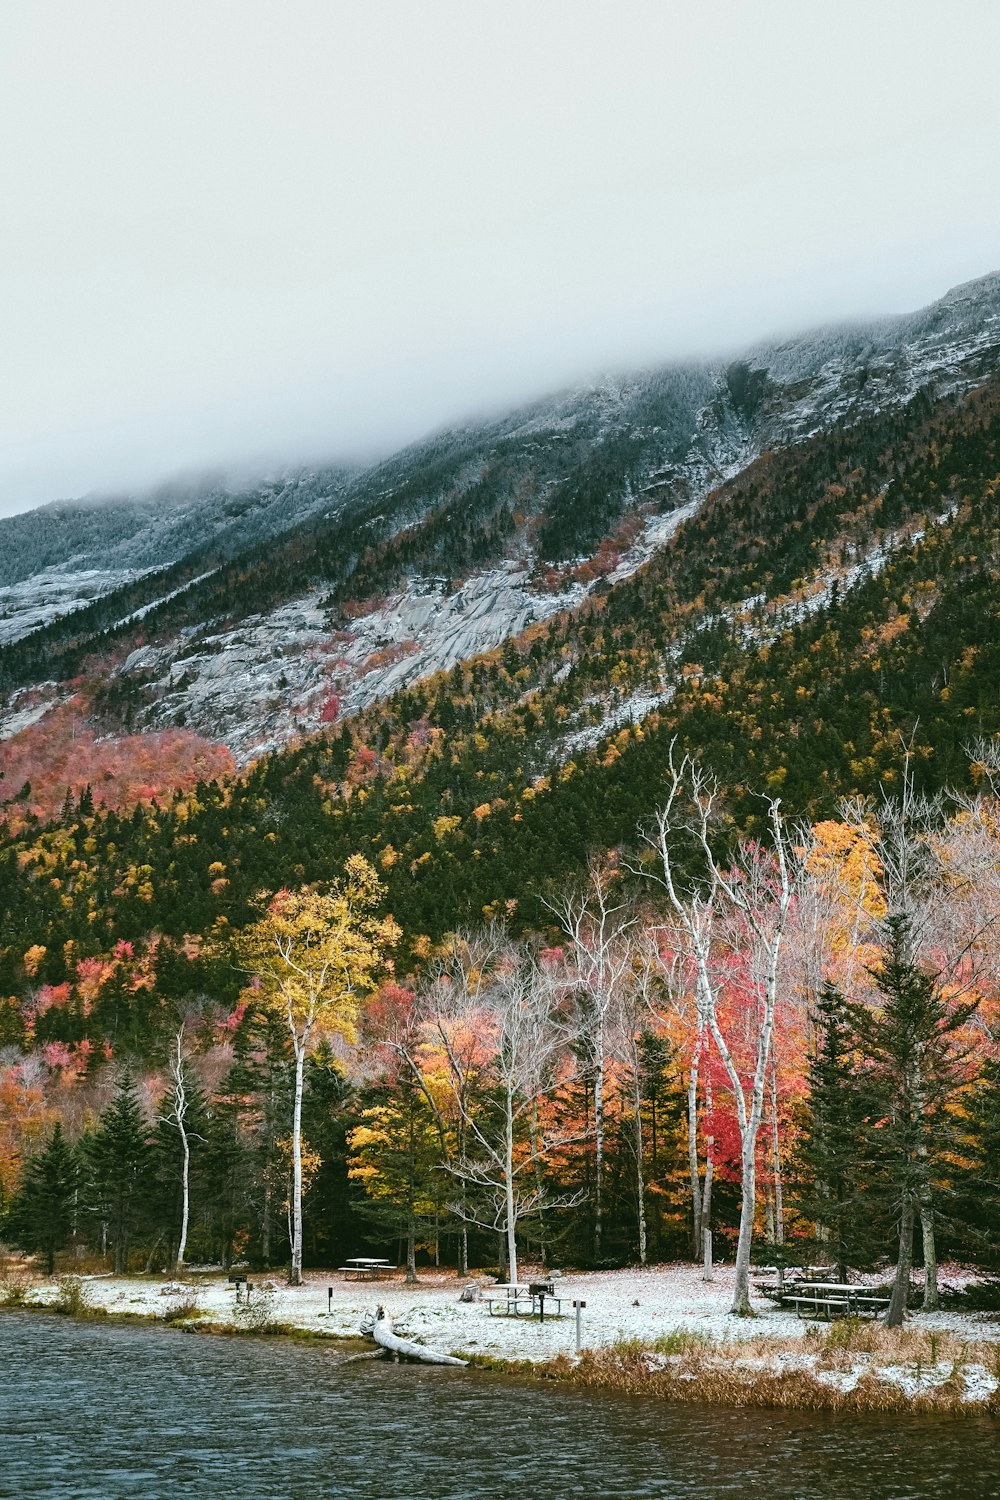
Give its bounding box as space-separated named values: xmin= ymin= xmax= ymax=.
xmin=0 ymin=1312 xmax=997 ymax=1500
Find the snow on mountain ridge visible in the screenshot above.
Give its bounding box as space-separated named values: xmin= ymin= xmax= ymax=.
xmin=4 ymin=267 xmax=1000 ymax=762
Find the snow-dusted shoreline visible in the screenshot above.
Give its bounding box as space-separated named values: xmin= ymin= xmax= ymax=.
xmin=11 ymin=1262 xmax=1000 ymax=1411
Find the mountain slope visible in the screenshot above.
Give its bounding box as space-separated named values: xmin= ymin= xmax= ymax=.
xmin=2 ymin=269 xmax=1000 ymax=770
xmin=3 ymin=362 xmax=1000 ymax=985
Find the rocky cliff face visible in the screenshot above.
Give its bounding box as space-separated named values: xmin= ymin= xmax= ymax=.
xmin=3 ymin=270 xmax=999 ymax=763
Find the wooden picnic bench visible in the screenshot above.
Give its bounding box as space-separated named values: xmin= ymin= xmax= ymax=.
xmin=784 ymin=1281 xmax=890 ymax=1320
xmin=753 ymin=1268 xmax=839 ymax=1303
xmin=339 ymin=1257 xmax=395 ymax=1281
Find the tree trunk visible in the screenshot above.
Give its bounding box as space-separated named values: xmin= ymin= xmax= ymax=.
xmin=504 ymin=1096 xmax=518 ymax=1284
xmin=920 ymin=1202 xmax=939 ymax=1311
xmin=886 ymin=1200 xmax=914 ymax=1328
xmin=731 ymin=1138 xmax=758 ymax=1314
xmin=631 ymin=1056 xmax=647 ymax=1266
xmin=144 ymin=1232 xmax=165 ymax=1274
xmin=701 ymin=1068 xmax=714 ymax=1262
xmin=177 ymin=1114 xmax=190 ymax=1270
xmin=687 ymin=1041 xmax=703 ymax=1258
xmin=530 ymin=1101 xmax=548 ymax=1265
xmin=262 ymin=1174 xmax=272 ymax=1265
xmin=769 ymin=1053 xmax=784 ymax=1246
xmin=363 ymin=1307 xmax=467 ymax=1366
xmin=458 ymin=1223 xmax=468 ymax=1279
xmin=593 ymin=1036 xmax=604 ymax=1262
xmin=406 ymin=1230 xmax=417 ymax=1285
xmin=289 ymin=1041 xmax=305 ymax=1285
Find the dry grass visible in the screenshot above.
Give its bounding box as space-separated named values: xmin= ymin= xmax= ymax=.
xmin=470 ymin=1323 xmax=1000 ymax=1416
xmin=0 ymin=1254 xmax=33 ymax=1307
xmin=160 ymin=1296 xmax=204 ymax=1324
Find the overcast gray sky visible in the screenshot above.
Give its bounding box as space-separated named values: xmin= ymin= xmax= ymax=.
xmin=2 ymin=1 xmax=999 ymax=516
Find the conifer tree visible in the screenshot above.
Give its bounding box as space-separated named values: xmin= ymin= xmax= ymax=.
xmin=12 ymin=1122 xmax=79 ymax=1274
xmin=854 ymin=917 xmax=977 ymax=1325
xmin=797 ymin=983 xmax=878 ymax=1280
xmin=956 ymin=1059 xmax=1000 ymax=1271
xmin=83 ymin=1075 xmax=153 ymax=1275
xmin=348 ymin=1074 xmax=441 ymax=1282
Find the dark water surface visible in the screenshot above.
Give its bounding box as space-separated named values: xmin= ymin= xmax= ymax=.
xmin=0 ymin=1312 xmax=997 ymax=1500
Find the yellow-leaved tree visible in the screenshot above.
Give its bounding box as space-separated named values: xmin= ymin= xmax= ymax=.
xmin=235 ymin=856 xmax=398 ymax=1283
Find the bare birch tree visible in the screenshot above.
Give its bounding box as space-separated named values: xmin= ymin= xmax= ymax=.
xmin=638 ymin=749 xmax=797 ymax=1314
xmin=546 ymin=860 xmax=635 ymax=1262
xmin=158 ymin=1026 xmax=193 ymax=1270
xmin=419 ymin=939 xmax=585 ymax=1284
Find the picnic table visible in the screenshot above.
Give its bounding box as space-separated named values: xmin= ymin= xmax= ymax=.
xmin=781 ymin=1281 xmax=890 ymax=1320
xmin=485 ymin=1281 xmax=564 ymax=1318
xmin=339 ymin=1257 xmax=395 ymax=1281
xmin=752 ymin=1266 xmax=840 ymax=1301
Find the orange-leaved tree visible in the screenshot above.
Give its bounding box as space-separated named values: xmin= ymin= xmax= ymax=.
xmin=234 ymin=857 xmax=398 ymax=1284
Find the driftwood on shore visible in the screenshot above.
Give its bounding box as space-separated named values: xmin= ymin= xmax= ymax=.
xmin=360 ymin=1306 xmax=468 ymax=1367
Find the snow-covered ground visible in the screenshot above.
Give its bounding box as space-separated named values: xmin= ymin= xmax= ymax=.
xmin=0 ymin=567 xmax=153 ymax=646
xmin=20 ymin=1261 xmax=1000 ymax=1405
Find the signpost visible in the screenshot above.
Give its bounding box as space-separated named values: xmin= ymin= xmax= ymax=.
xmin=572 ymin=1299 xmax=586 ymax=1353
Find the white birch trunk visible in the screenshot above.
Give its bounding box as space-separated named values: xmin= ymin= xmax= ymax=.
xmin=363 ymin=1307 xmax=467 ymax=1365
xmin=630 ymin=1054 xmax=648 ymax=1265
xmin=687 ymin=1039 xmax=703 ymax=1257
xmin=769 ymin=1053 xmax=784 ymax=1246
xmin=177 ymin=1117 xmax=190 ymax=1270
xmin=593 ymin=1027 xmax=604 ymax=1261
xmin=290 ymin=1038 xmax=306 ymax=1285
xmin=504 ymin=1088 xmax=518 ymax=1285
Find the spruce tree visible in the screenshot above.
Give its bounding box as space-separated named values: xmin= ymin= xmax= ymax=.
xmin=83 ymin=1074 xmax=153 ymax=1274
xmin=12 ymin=1122 xmax=79 ymax=1274
xmin=956 ymin=1059 xmax=1000 ymax=1272
xmin=854 ymin=917 xmax=977 ymax=1325
xmin=798 ymin=983 xmax=885 ymax=1278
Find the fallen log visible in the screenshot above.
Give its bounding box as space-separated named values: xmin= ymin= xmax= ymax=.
xmin=360 ymin=1305 xmax=468 ymax=1366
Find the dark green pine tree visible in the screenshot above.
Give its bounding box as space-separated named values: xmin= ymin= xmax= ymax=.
xmin=854 ymin=916 xmax=978 ymax=1326
xmin=301 ymin=1043 xmax=359 ymax=1272
xmin=796 ymin=983 xmax=880 ymax=1280
xmin=83 ymin=1074 xmax=153 ymax=1274
xmin=637 ymin=1030 xmax=684 ymax=1260
xmin=11 ymin=1122 xmax=79 ymax=1274
xmin=955 ymin=1058 xmax=1000 ymax=1273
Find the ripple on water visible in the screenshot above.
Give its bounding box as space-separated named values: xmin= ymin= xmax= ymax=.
xmin=0 ymin=1312 xmax=997 ymax=1500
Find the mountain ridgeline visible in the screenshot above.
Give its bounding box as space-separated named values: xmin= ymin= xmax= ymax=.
xmin=2 ymin=270 xmax=998 ymax=724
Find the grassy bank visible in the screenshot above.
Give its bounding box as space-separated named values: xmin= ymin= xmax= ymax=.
xmin=466 ymin=1323 xmax=1000 ymax=1416
xmin=0 ymin=1272 xmax=365 ymax=1347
